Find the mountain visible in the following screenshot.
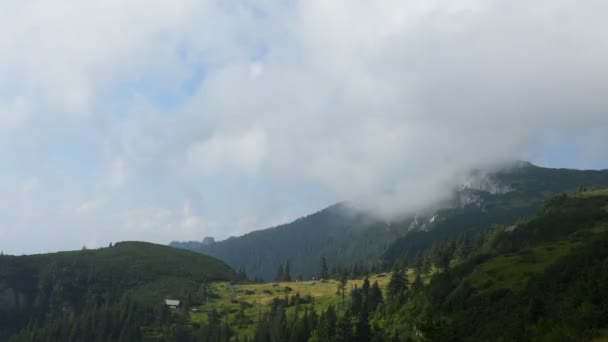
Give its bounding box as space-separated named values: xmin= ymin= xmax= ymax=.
xmin=0 ymin=241 xmax=236 ymax=341
xmin=171 ymin=162 xmax=608 ymax=281
xmin=243 ymin=188 xmax=608 ymax=341
xmin=173 ymin=203 xmax=390 ymax=280
xmin=383 ymin=162 xmax=608 ymax=261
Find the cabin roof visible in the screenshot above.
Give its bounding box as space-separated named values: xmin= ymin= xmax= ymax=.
xmin=164 ymin=299 xmax=180 ymax=306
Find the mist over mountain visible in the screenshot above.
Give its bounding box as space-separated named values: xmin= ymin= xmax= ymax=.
xmin=171 ymin=162 xmax=608 ymax=280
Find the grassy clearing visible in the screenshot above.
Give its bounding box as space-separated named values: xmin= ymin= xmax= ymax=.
xmin=574 ymin=188 xmax=608 ymax=198
xmin=188 ymin=266 xmax=439 ymax=338
xmin=189 ymin=274 xmax=392 ymax=337
xmin=469 ymin=240 xmax=578 ymax=291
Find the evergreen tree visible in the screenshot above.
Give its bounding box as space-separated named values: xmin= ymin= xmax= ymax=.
xmin=276 ymin=264 xmax=285 ymax=282
xmin=367 ymin=281 xmax=383 ymax=311
xmin=320 ymin=256 xmax=329 ymax=280
xmin=412 ymin=274 xmax=424 ymax=291
xmin=432 ymin=243 xmax=451 ymax=272
xmin=284 ymin=262 xmax=292 ymax=282
xmin=413 ymin=252 xmax=424 ymax=274
xmin=362 ymin=276 xmax=370 ymax=295
xmin=387 ymin=268 xmax=409 ymax=301
xmin=335 ymin=313 xmax=353 ymax=342
xmin=350 ymin=285 xmax=363 ymax=316
xmin=422 ymin=253 xmax=432 ymax=275
xmin=354 ymin=311 xmax=371 ymax=342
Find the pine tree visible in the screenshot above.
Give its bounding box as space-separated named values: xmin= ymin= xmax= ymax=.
xmin=335 ymin=313 xmax=353 ymax=342
xmin=362 ymin=276 xmax=370 ymax=295
xmin=320 ymin=256 xmax=329 ymax=280
xmin=354 ymin=310 xmax=371 ymax=342
xmin=284 ymin=262 xmax=291 ymax=282
xmin=422 ymin=253 xmax=432 ymax=274
xmin=455 ymin=232 xmax=472 ymax=260
xmin=412 ymin=274 xmax=424 ymax=291
xmin=367 ymin=281 xmax=383 ymax=311
xmin=276 ymin=264 xmax=285 ymax=282
xmin=387 ymin=268 xmax=409 ymax=301
xmin=159 ymin=302 xmax=171 ymax=331
xmin=350 ymin=286 xmax=363 ymax=316
xmin=413 ymin=252 xmax=424 ymax=274
xmin=432 ymin=243 xmax=451 ymax=272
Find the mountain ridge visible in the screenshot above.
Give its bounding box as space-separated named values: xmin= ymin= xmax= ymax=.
xmin=170 ymin=162 xmax=608 ymax=280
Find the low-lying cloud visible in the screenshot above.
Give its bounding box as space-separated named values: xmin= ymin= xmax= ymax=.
xmin=1 ymin=0 xmax=608 ymax=253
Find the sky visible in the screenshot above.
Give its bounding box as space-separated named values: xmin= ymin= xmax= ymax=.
xmin=1 ymin=0 xmax=608 ymax=255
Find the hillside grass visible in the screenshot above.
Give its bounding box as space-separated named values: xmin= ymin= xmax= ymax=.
xmin=189 ymin=274 xmax=393 ymax=337
xmin=469 ymin=240 xmax=578 ymax=291
xmin=464 ymin=189 xmax=608 ymax=293
xmin=575 ymin=188 xmax=608 ymax=198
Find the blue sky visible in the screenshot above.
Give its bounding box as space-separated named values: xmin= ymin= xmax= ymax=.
xmin=1 ymin=0 xmax=608 ymax=255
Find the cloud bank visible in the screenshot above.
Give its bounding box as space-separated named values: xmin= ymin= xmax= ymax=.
xmin=1 ymin=0 xmax=608 ymax=253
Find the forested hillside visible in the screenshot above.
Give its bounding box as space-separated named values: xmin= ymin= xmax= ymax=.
xmin=172 ymin=163 xmax=608 ymax=280
xmin=0 ymin=242 xmax=236 ymax=341
xmin=237 ymin=188 xmax=608 ymax=341
xmin=173 ymin=203 xmax=395 ymax=280
xmin=4 ymin=189 xmax=608 ymax=341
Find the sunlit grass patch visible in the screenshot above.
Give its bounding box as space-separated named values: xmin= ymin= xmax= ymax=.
xmin=469 ymin=240 xmax=578 ymax=291
xmin=190 ymin=274 xmax=392 ymax=338
xmin=574 ymin=188 xmax=608 ymax=198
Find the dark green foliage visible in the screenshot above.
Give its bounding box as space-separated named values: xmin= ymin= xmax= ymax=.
xmin=249 ymin=190 xmax=608 ymax=341
xmin=172 ymin=203 xmax=390 ymax=281
xmin=275 ymin=264 xmax=284 ymax=282
xmin=10 ymin=297 xmax=147 ymax=342
xmin=375 ymin=191 xmax=608 ymax=341
xmin=0 ymin=242 xmax=236 ymax=341
xmin=387 ymin=268 xmax=409 ymax=302
xmin=252 ymin=276 xmax=383 ymax=341
xmin=319 ymin=256 xmax=329 ymax=280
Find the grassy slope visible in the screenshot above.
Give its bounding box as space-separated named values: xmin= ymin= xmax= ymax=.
xmin=468 ymin=239 xmax=579 ymax=291
xmin=467 ymin=189 xmax=608 ymax=292
xmin=189 ymin=274 xmax=394 ymax=337
xmin=426 ymin=188 xmax=608 ymax=340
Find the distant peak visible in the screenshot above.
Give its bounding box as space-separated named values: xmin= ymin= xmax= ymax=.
xmin=513 ymin=160 xmax=537 ymax=168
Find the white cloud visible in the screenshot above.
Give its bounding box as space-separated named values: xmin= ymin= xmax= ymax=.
xmin=2 ymin=0 xmax=608 ymax=253
xmin=186 ymin=128 xmax=267 ymax=173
